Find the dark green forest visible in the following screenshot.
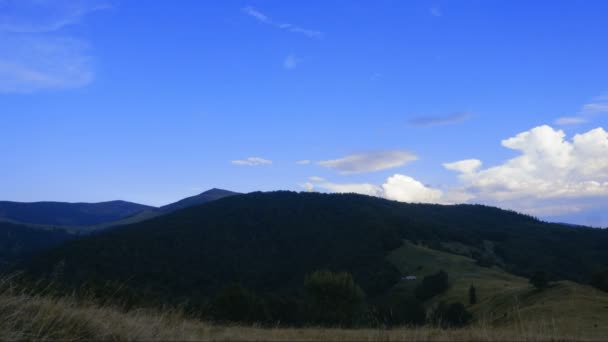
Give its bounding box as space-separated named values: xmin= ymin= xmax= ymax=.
xmin=0 ymin=222 xmax=72 ymax=270
xmin=18 ymin=191 xmax=608 ymax=326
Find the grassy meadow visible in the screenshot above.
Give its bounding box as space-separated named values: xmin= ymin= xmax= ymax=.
xmin=1 ymin=290 xmax=606 ymax=341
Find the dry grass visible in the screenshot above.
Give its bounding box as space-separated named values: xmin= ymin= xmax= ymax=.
xmin=0 ymin=287 xmax=605 ymax=341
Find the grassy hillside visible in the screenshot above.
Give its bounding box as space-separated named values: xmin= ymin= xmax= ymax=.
xmin=388 ymin=241 xmax=608 ymax=336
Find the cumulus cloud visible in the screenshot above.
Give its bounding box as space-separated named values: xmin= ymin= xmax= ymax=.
xmin=318 ymin=150 xmax=417 ymax=174
xmin=0 ymin=0 xmax=106 ymax=93
xmin=231 ymin=157 xmax=273 ymax=166
xmin=310 ymin=174 xmax=445 ymax=204
xmin=382 ymin=175 xmax=443 ymax=203
xmin=242 ymin=6 xmax=322 ymax=39
xmin=444 ymin=125 xmax=608 ymax=220
xmin=317 ymin=181 xmax=383 ymax=197
xmin=443 ymin=159 xmax=482 ymax=174
xmin=408 ymin=112 xmax=471 ymax=127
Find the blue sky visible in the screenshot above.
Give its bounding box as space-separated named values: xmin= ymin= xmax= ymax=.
xmin=2 ymin=0 xmax=608 ymax=226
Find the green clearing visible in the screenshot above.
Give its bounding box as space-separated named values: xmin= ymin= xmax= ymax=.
xmin=388 ymin=241 xmax=608 ymax=337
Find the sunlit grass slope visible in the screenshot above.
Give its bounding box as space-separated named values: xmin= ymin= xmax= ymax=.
xmin=388 ymin=241 xmax=608 ymax=337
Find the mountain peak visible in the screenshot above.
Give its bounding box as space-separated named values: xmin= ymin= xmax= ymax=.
xmin=160 ymin=188 xmax=239 ymax=212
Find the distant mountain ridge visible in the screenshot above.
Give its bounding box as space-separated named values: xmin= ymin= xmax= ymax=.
xmin=0 ymin=200 xmax=155 ymax=227
xmin=0 ymin=188 xmax=239 ymax=232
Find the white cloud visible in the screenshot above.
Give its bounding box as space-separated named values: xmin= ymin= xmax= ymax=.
xmin=231 ymin=157 xmax=273 ymax=166
xmin=0 ymin=36 xmax=93 ymax=93
xmin=317 ymin=182 xmax=383 ymax=197
xmin=309 ymin=176 xmax=325 ymax=182
xmin=580 ymin=94 xmax=608 ymax=115
xmin=301 ymin=182 xmax=316 ymax=192
xmin=283 ymin=54 xmax=298 ymax=69
xmin=0 ymin=0 xmax=110 ymax=33
xmin=554 ymin=116 xmax=589 ymax=125
xmin=313 ymin=173 xmax=445 ymax=204
xmin=443 ymin=159 xmax=482 ymax=174
xmin=0 ymin=0 xmax=106 ymax=93
xmin=382 ymin=174 xmax=443 ymax=203
xmin=555 ymin=93 xmax=608 ymax=124
xmin=242 ymin=6 xmax=322 ymax=39
xmin=430 ymin=6 xmax=442 ymax=17
xmin=318 ymin=150 xmax=418 ymax=174
xmin=445 ymin=125 xmax=608 ymax=217
xmin=296 ymin=159 xmax=311 ymax=165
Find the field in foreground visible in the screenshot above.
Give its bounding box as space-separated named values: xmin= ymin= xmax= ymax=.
xmin=1 ymin=283 xmax=606 ymax=341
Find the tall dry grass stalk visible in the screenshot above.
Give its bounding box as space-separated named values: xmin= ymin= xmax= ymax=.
xmin=0 ymin=276 xmax=603 ymax=341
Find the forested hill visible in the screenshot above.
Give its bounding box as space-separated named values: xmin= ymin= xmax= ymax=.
xmin=0 ymin=200 xmax=154 ymax=227
xmin=23 ymin=191 xmax=608 ymax=310
xmin=0 ymin=222 xmax=72 ymax=271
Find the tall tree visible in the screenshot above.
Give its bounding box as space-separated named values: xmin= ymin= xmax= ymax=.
xmin=469 ymin=285 xmax=477 ymax=305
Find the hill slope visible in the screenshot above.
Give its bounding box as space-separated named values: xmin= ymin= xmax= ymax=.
xmin=0 ymin=222 xmax=72 ymax=271
xmin=388 ymin=241 xmax=608 ymax=335
xmin=23 ymin=191 xmax=608 ymax=313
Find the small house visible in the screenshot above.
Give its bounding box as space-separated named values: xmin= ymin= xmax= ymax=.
xmin=401 ymin=275 xmax=417 ymax=281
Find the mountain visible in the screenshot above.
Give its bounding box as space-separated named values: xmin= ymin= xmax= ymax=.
xmin=0 ymin=189 xmax=239 ymax=232
xmin=160 ymin=188 xmax=239 ymax=213
xmin=22 ymin=191 xmax=608 ymax=316
xmin=0 ymin=200 xmax=155 ymax=227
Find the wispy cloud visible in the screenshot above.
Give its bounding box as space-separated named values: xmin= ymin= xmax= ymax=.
xmin=408 ymin=112 xmax=471 ymax=127
xmin=296 ymin=160 xmax=311 ymax=165
xmin=0 ymin=0 xmax=111 ymax=33
xmin=553 ymin=93 xmax=608 ymax=125
xmin=554 ymin=116 xmax=589 ymax=126
xmin=318 ymin=150 xmax=417 ymax=174
xmin=231 ymin=157 xmax=273 ymax=166
xmin=430 ymin=6 xmax=442 ymax=17
xmin=242 ymin=6 xmax=323 ymax=39
xmin=0 ymin=0 xmax=108 ymax=93
xmin=283 ymin=54 xmax=298 ymax=70
xmin=579 ymin=94 xmax=608 ymax=115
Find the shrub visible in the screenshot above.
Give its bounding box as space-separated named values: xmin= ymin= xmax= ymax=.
xmin=209 ymin=284 xmax=268 ymax=323
xmin=415 ymin=270 xmax=449 ymax=300
xmin=304 ymin=270 xmax=364 ymax=326
xmin=374 ymin=292 xmax=426 ymax=327
xmin=529 ymin=271 xmax=550 ymax=290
